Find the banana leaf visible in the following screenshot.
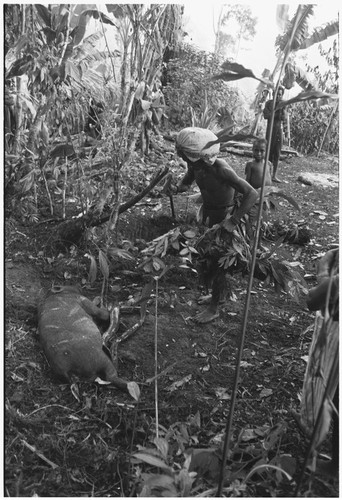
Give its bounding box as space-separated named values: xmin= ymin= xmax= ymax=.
xmin=297 ymin=20 xmax=339 ymax=50
xmin=204 ymin=126 xmax=258 ymax=149
xmin=276 ymin=90 xmax=339 ymax=110
xmin=80 ymin=9 xmax=116 ymax=26
xmin=211 ymin=62 xmax=273 ymax=86
xmin=35 ymin=4 xmax=52 ymax=28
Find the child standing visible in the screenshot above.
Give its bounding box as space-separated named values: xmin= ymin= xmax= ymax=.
xmin=245 ymin=138 xmax=272 ymax=229
xmin=245 ymin=138 xmax=273 ymax=189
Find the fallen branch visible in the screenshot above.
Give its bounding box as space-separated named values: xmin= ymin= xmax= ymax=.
xmin=92 ymin=165 xmax=170 ymax=227
xmin=55 ymin=166 xmax=170 ymax=246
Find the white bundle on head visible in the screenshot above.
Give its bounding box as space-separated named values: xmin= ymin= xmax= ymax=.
xmin=176 ymin=127 xmax=219 ymax=165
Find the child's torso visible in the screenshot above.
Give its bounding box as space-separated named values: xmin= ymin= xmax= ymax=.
xmin=249 ymin=161 xmax=272 ymax=188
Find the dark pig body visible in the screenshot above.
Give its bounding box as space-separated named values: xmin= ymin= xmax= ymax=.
xmin=38 ymin=286 xmax=127 ymax=389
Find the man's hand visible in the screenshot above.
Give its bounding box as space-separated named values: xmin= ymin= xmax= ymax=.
xmin=165 ymin=184 xmax=178 ymax=196
xmin=221 ymin=215 xmax=239 ymax=233
xmin=162 ymin=174 xmax=178 ymax=196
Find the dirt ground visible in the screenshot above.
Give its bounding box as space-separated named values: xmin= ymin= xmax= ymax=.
xmin=4 ymin=148 xmax=339 ymax=497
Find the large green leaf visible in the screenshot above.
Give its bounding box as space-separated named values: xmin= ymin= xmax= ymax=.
xmin=71 ymin=9 xmax=117 ymax=47
xmin=35 ymin=4 xmax=52 ymax=28
xmin=70 ymin=21 xmax=87 ymax=47
xmin=276 ymin=90 xmax=338 ymax=109
xmin=212 ymin=62 xmax=273 ymax=85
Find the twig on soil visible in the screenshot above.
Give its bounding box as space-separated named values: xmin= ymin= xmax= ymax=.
xmin=115 ymin=280 xmax=153 ymax=345
xmin=145 ymin=362 xmax=178 ymax=384
xmin=21 ymin=439 xmax=59 ymax=469
xmin=27 ymin=404 xmax=76 ymax=416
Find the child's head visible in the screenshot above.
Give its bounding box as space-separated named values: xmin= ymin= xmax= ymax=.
xmin=252 ymin=138 xmax=267 ymax=160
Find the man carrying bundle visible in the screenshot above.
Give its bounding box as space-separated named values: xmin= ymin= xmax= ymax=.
xmin=171 ymin=127 xmax=258 ymax=323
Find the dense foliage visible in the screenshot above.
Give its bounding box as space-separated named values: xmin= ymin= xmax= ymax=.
xmin=163 ymin=43 xmax=248 ymax=129
xmin=289 ymin=100 xmax=338 ymax=154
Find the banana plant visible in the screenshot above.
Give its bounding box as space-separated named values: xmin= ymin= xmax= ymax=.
xmin=5 ymin=4 xmax=117 ymax=182
xmin=106 ymin=4 xmax=183 ymax=124
xmin=250 ymin=9 xmax=339 ymax=134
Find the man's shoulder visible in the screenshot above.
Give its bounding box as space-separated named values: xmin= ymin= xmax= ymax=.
xmin=213 ymin=159 xmax=237 ymax=178
xmin=214 ymin=157 xmax=233 ymax=170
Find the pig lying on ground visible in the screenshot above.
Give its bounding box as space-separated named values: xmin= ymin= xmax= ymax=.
xmin=38 ymin=286 xmax=135 ymax=394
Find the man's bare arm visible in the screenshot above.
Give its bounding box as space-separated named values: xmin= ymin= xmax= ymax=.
xmin=217 ymin=160 xmax=258 ymax=225
xmin=176 ymin=164 xmax=195 ymax=192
